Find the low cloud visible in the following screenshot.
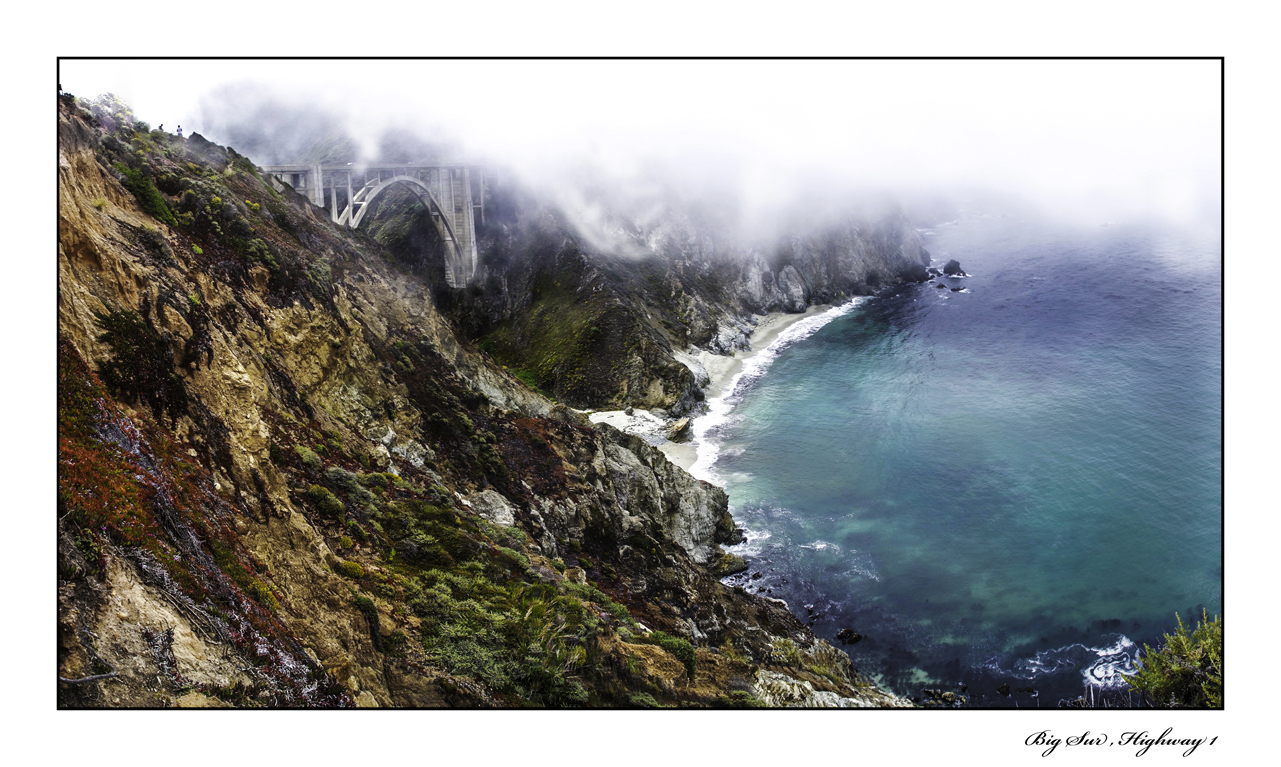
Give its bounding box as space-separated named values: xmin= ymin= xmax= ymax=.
xmin=60 ymin=59 xmax=1221 ymax=238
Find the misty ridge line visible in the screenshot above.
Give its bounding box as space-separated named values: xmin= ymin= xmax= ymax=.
xmin=188 ymin=86 xmax=915 ymax=258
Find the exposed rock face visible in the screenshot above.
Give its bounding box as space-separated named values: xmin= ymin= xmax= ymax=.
xmin=56 ymin=95 xmax=911 ymax=708
xmin=467 ymin=489 xmax=517 ymax=526
xmin=416 ymin=182 xmax=932 ymax=416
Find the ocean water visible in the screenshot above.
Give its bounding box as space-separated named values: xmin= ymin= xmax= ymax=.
xmin=695 ymin=211 xmax=1222 ymax=707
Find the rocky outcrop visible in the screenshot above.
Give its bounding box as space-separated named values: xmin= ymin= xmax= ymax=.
xmin=413 ymin=180 xmax=931 ymax=416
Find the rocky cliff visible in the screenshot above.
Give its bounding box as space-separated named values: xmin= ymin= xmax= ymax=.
xmin=57 ymin=93 xmax=911 ymax=708
xmin=372 ymin=176 xmax=932 ymax=415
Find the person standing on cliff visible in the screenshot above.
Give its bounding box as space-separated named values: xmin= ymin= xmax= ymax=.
xmin=176 ymin=125 xmax=183 ymax=138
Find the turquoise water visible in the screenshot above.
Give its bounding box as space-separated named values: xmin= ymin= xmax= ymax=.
xmin=699 ymin=212 xmax=1222 ymax=706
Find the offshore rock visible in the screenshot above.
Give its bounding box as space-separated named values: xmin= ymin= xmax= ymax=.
xmin=836 ymin=628 xmax=863 ymax=645
xmin=943 ymin=259 xmax=968 ymax=276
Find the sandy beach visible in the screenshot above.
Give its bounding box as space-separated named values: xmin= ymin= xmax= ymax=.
xmin=589 ymin=305 xmax=835 ymax=472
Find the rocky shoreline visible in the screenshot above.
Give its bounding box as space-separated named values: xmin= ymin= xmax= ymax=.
xmin=57 ymin=94 xmax=914 ymax=708
xmin=588 ymin=305 xmax=835 ymax=472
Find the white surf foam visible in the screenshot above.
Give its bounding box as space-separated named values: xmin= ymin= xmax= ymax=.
xmin=689 ymin=298 xmax=867 ymax=484
xmin=982 ymin=634 xmax=1140 ymax=690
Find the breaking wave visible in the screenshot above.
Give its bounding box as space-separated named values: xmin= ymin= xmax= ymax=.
xmin=689 ymin=299 xmax=867 ymax=483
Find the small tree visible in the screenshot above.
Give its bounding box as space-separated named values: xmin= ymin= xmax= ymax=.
xmin=1127 ymin=609 xmax=1222 ymax=708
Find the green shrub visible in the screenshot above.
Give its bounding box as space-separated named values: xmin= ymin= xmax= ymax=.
xmin=326 ymin=466 xmax=377 ymax=509
xmin=646 ymin=631 xmax=696 ymax=678
xmin=191 ymin=244 xmax=202 ymax=255
xmin=338 ymin=535 xmax=353 ymax=550
xmin=92 ymin=196 xmax=108 ymax=210
xmin=93 ymin=309 xmax=187 ymax=425
xmin=360 ymin=472 xmax=389 ymax=488
xmin=561 ymin=582 xmax=633 ymax=627
xmin=306 ymin=484 xmax=344 ymax=516
xmin=113 ymin=162 xmax=177 ymax=226
xmin=627 ymin=692 xmax=666 ymax=708
xmin=1127 ymin=610 xmax=1222 ymax=708
xmin=771 ymin=638 xmax=803 ymax=668
xmin=249 ymin=580 xmax=281 ymax=612
xmin=336 ymin=560 xmax=365 ymax=579
xmin=398 ymin=531 xmax=455 ymax=569
xmin=295 ymin=445 xmax=322 ymax=471
xmin=498 ymin=546 xmax=530 ymax=570
xmin=243 ymin=237 xmax=277 ymax=270
xmin=714 ymin=691 xmax=766 ymax=709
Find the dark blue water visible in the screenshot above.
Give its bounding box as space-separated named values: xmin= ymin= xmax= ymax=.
xmin=701 ymin=212 xmax=1221 ymax=707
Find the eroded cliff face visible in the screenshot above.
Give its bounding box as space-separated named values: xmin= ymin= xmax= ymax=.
xmin=56 ymin=94 xmax=910 ymax=708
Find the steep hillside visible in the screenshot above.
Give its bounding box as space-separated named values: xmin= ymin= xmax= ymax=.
xmin=367 ymin=175 xmax=931 ymax=413
xmin=57 ymin=94 xmax=910 ymax=708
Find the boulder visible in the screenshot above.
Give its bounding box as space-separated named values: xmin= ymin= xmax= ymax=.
xmin=942 ymin=259 xmax=967 ymax=276
xmin=836 ymin=628 xmax=863 ymax=645
xmin=666 ymin=417 xmax=692 ymax=442
xmin=468 ymin=489 xmax=516 ymax=526
xmin=709 ymin=552 xmax=749 ymax=578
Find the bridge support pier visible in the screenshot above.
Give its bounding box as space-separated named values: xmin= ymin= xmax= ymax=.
xmin=345 ymin=172 xmax=353 ymax=228
xmin=309 ymin=164 xmax=323 ymax=207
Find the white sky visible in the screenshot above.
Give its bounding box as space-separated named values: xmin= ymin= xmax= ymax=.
xmin=59 ymin=58 xmax=1221 ymax=226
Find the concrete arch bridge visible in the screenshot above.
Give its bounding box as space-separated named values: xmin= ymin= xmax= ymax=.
xmin=262 ymin=163 xmax=485 ymax=288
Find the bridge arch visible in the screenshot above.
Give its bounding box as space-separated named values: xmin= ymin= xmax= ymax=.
xmin=341 ymin=175 xmax=476 ymax=288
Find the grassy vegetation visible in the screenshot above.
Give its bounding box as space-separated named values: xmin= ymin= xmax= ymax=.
xmin=641 ymin=631 xmax=696 ymax=678
xmin=477 ymin=265 xmax=620 ymax=404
